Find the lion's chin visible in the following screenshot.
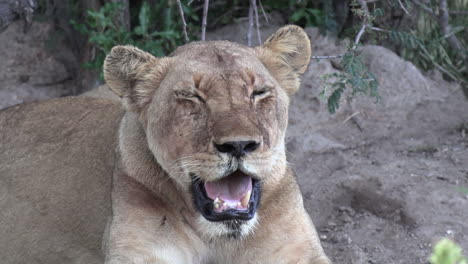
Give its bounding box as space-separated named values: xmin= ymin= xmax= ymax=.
xmin=196 ymin=213 xmax=259 ymax=239
xmin=190 ymin=170 xmax=262 ymax=223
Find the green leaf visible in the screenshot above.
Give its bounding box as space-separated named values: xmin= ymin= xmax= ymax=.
xmin=290 ymin=9 xmax=306 ymax=23
xmin=327 ymin=83 xmax=346 ymax=113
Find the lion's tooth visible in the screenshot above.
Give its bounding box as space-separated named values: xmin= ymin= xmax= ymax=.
xmin=240 ymin=190 xmax=251 ymax=208
xmin=214 ymin=197 xmax=221 ymax=209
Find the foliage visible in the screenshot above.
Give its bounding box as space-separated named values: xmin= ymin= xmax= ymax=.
xmin=355 ymin=0 xmax=468 ymax=87
xmin=430 ymin=238 xmax=467 ymax=264
xmin=325 ymin=0 xmax=468 ymax=111
xmin=387 ymin=22 xmax=466 ymax=86
xmin=63 ymin=0 xmax=467 ymax=110
xmin=320 ymin=49 xmax=380 ymax=113
xmin=258 ymin=0 xmax=329 ymax=29
xmin=289 ymin=3 xmax=324 ymax=28
xmin=71 ymin=1 xmax=198 ymax=76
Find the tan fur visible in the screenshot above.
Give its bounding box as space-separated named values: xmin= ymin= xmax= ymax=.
xmin=0 ymin=97 xmax=122 ymax=264
xmin=0 ymin=25 xmax=330 ymax=264
xmin=104 ymin=25 xmax=329 ymax=264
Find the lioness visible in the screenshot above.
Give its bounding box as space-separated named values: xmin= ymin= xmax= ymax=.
xmin=0 ymin=25 xmax=330 ymax=264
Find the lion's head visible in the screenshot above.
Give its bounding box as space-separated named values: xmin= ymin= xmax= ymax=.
xmin=104 ymin=25 xmax=311 ymax=238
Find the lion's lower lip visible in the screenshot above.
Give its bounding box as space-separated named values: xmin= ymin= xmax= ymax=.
xmin=191 ymin=171 xmax=261 ymax=222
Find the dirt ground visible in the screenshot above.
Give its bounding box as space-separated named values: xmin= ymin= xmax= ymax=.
xmin=1 ymin=19 xmax=467 ymax=263
xmin=292 ymin=44 xmax=468 ymax=263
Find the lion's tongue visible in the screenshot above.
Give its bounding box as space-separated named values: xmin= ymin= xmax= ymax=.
xmin=204 ymin=171 xmax=252 ymax=204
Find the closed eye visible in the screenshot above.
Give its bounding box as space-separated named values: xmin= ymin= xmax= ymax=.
xmin=251 ymin=87 xmax=272 ymax=99
xmin=253 ymin=90 xmax=268 ymax=96
xmin=175 ymin=90 xmax=205 ymax=103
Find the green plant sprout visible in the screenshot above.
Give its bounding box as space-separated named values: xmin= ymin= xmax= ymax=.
xmin=430 ymin=238 xmax=467 ymax=264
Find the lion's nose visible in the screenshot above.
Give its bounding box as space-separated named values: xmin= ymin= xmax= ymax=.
xmin=214 ymin=140 xmax=260 ymax=157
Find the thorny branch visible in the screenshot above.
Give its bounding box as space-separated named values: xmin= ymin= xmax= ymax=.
xmin=176 ymin=0 xmax=189 ymax=43
xmin=354 ymin=0 xmax=369 ymax=47
xmin=312 ymin=0 xmax=467 ymax=61
xmin=398 ymin=0 xmax=410 ymax=14
xmin=252 ymin=0 xmax=262 ymax=45
xmin=411 ymin=0 xmax=468 ymax=16
xmin=201 ymin=0 xmax=209 ymax=41
xmin=311 ymin=0 xmax=369 ymax=60
xmin=411 ymin=0 xmax=436 ymax=15
xmin=312 ymin=54 xmax=346 ymax=59
xmin=247 ymin=0 xmax=254 ymax=46
xmin=449 ymin=10 xmax=468 ymax=15
xmin=258 ymin=0 xmax=269 ymax=23
xmin=438 ymin=0 xmax=463 ymax=52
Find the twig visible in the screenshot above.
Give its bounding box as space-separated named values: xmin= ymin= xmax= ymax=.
xmin=449 ymin=10 xmax=468 ymax=15
xmin=398 ymin=0 xmax=410 ymax=14
xmin=176 ymin=0 xmax=189 ymax=43
xmin=247 ymin=1 xmax=254 ymax=46
xmin=353 ymin=0 xmax=369 ymax=48
xmin=343 ymin=112 xmax=361 ymax=123
xmin=438 ymin=0 xmax=463 ymax=51
xmin=252 ymin=0 xmax=262 ymax=45
xmin=258 ymin=0 xmax=269 ymax=23
xmin=354 ymin=24 xmax=367 ymax=46
xmin=110 ymin=0 xmax=131 ymax=31
xmin=201 ymin=0 xmax=209 ymax=41
xmin=369 ymin=26 xmax=388 ymax=32
xmin=411 ymin=0 xmax=468 ymax=16
xmin=357 ymin=0 xmax=369 ymax=18
xmin=311 ymin=54 xmax=345 ymax=59
xmin=311 ymin=0 xmax=369 ymax=60
xmin=411 ymin=0 xmax=435 ymax=15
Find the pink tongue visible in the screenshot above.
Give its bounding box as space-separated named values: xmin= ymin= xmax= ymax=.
xmin=204 ymin=171 xmax=252 ymax=203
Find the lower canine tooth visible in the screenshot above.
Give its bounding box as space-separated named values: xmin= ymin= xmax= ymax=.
xmin=214 ymin=197 xmax=221 ymax=209
xmin=240 ymin=190 xmax=251 ymax=208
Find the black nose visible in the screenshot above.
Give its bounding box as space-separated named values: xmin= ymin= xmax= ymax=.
xmin=214 ymin=140 xmax=260 ymax=157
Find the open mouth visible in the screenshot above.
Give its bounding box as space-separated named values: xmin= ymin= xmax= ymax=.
xmin=191 ymin=170 xmax=261 ymax=222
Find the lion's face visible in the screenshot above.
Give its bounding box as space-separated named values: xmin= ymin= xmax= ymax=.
xmin=104 ymin=26 xmax=311 ymax=238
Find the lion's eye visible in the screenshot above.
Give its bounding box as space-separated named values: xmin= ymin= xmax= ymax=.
xmin=253 ymin=90 xmax=267 ymax=96
xmin=175 ymin=90 xmax=204 ymax=103
xmin=251 ymin=87 xmax=272 ymax=99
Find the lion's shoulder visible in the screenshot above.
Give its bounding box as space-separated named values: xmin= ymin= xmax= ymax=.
xmin=0 ymin=96 xmax=123 ymax=264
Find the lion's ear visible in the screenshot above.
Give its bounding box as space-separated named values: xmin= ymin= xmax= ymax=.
xmin=104 ymin=45 xmax=163 ymax=111
xmin=255 ymin=25 xmax=311 ymax=95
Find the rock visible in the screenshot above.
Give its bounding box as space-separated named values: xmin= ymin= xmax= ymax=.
xmin=0 ymin=0 xmax=36 ymax=32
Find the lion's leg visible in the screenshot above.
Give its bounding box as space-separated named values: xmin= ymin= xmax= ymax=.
xmin=104 ymin=173 xmax=203 ymax=264
xmin=245 ymin=210 xmax=331 ymax=264
xmin=241 ymin=188 xmax=332 ymax=264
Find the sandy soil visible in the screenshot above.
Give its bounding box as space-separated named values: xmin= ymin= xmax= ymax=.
xmin=1 ymin=19 xmax=467 ymax=263
xmin=292 ymin=43 xmax=468 ymax=263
